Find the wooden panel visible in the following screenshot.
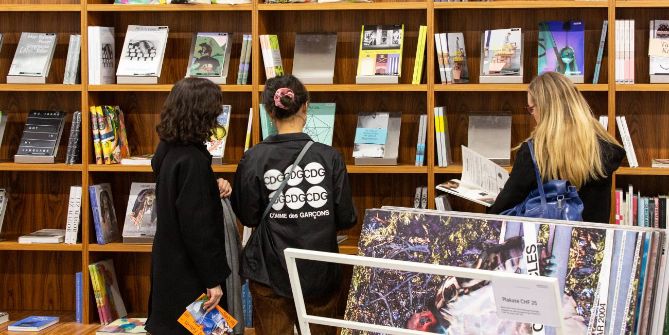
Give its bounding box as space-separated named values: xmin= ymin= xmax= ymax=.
xmin=0 ymin=12 xmax=81 ymax=84
xmin=257 ymin=9 xmax=427 ymax=85
xmin=434 ymin=91 xmax=608 ymax=165
xmin=435 ymin=1 xmax=608 ymax=9
xmin=258 ymin=2 xmax=428 ymax=10
xmin=616 ymin=92 xmax=669 ymax=167
xmin=0 ymin=251 xmax=81 ymax=313
xmin=87 ymin=11 xmax=252 ymax=85
xmin=434 ymin=8 xmax=609 ymax=84
xmin=615 ymin=175 xmax=669 ymax=196
xmin=87 ymin=92 xmax=251 ymax=165
xmin=0 ymin=92 xmax=81 ymax=163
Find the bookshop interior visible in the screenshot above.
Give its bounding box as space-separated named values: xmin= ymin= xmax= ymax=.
xmin=2 ymin=0 xmax=669 ymax=334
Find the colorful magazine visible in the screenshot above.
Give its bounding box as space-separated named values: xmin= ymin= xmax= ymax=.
xmin=178 ymin=294 xmax=238 ymax=335
xmin=205 ymin=105 xmax=232 ymax=160
xmin=187 ymin=33 xmax=229 ymax=78
xmin=96 ymin=318 xmax=147 ymax=334
xmin=538 ymin=20 xmax=585 ymax=81
xmin=122 ymin=183 xmax=157 ymax=243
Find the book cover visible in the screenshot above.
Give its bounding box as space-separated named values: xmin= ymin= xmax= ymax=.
xmin=98 ymin=106 xmax=115 ymax=164
xmin=352 ymin=112 xmax=389 ymax=159
xmin=412 ymin=26 xmax=427 ymax=85
xmin=237 ymin=35 xmax=249 ymax=85
xmin=538 ymin=21 xmax=585 ymax=81
xmin=89 ymin=263 xmax=108 ymax=324
xmin=241 ymin=34 xmax=252 ymax=84
xmin=8 ymin=316 xmax=59 ymax=331
xmin=205 ymin=105 xmax=231 ymax=161
xmin=187 ymin=33 xmax=229 ymax=79
xmin=356 ymin=24 xmax=404 ymax=83
xmin=593 ymin=20 xmax=608 ymax=84
xmin=244 ymin=107 xmax=253 ymax=152
xmin=122 ymin=183 xmax=157 ymax=243
xmin=447 ymin=32 xmax=469 ymax=83
xmin=178 ymin=293 xmax=238 ymax=335
xmin=0 ymin=189 xmax=7 ymax=239
xmin=292 ymin=33 xmax=337 ymax=84
xmin=117 ymin=25 xmax=169 ymax=78
xmin=64 ymin=34 xmax=81 ymax=84
xmin=8 ymin=33 xmax=57 ymax=78
xmin=88 ymin=27 xmax=115 ymax=85
xmin=76 ymin=271 xmax=83 ymax=323
xmin=107 ymin=106 xmax=131 ymax=163
xmin=481 ymin=28 xmax=522 ymax=77
xmin=65 ymin=185 xmax=82 ymax=244
xmin=650 ymin=20 xmax=669 ymax=79
xmin=96 ymin=318 xmax=147 ymax=334
xmin=90 ymin=183 xmax=120 ymax=245
xmin=260 ymin=103 xmax=336 ymax=146
xmin=15 ymin=110 xmax=66 ymax=163
xmin=94 ymin=259 xmax=128 ymax=321
xmin=65 ymin=111 xmax=82 ymax=164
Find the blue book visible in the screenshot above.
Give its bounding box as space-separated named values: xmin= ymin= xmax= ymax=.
xmin=8 ymin=316 xmax=59 ymax=331
xmin=633 ymin=234 xmax=652 ymax=333
xmin=76 ymin=272 xmax=83 ymax=323
xmin=89 ymin=183 xmax=119 ymax=245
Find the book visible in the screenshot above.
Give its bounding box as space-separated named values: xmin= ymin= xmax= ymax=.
xmin=420 ymin=186 xmax=427 ymax=209
xmin=412 ymin=26 xmax=427 ymax=85
xmin=64 ymin=34 xmax=82 ymax=85
xmin=18 ymin=229 xmax=65 ymax=244
xmin=292 ymin=33 xmax=337 ymax=84
xmin=616 ymin=115 xmax=638 ymax=167
xmin=436 ymin=145 xmax=509 ymax=207
xmin=122 ymin=183 xmax=157 ymax=243
xmin=115 ymin=0 xmax=163 ymax=3
xmin=434 ymin=33 xmax=447 ymax=84
xmin=0 ymin=33 xmax=3 ymax=54
xmin=178 ymin=293 xmax=238 ymax=335
xmin=480 ymin=28 xmax=523 ymax=83
xmin=415 ymin=114 xmax=426 ymax=166
xmin=244 ymin=107 xmax=253 ymax=152
xmin=14 ymin=110 xmax=66 ymax=164
xmin=8 ymin=316 xmax=59 ymax=331
xmin=0 ymin=312 xmax=7 ymax=325
xmin=593 ymin=20 xmax=608 ymax=84
xmin=66 ymin=111 xmax=82 ymax=164
xmin=259 ymin=34 xmax=284 ymax=79
xmin=117 ymin=25 xmax=169 ymax=84
xmin=7 ymin=33 xmax=57 ymax=84
xmin=413 ymin=187 xmax=421 ymax=208
xmin=106 ymin=106 xmax=131 ymax=163
xmin=237 ymin=34 xmax=251 ymax=85
xmin=260 ymin=103 xmax=336 ymax=145
xmin=76 ymin=271 xmax=83 ymax=323
xmin=447 ymin=32 xmax=469 ymax=83
xmin=65 ymin=186 xmax=82 ymax=244
xmin=90 ymin=259 xmax=128 ymax=324
xmin=205 ymin=105 xmax=232 ymax=164
xmin=538 ymin=20 xmax=585 ymax=83
xmin=186 ymin=32 xmax=232 ymax=84
xmin=98 ymin=106 xmax=115 ymax=164
xmin=90 ymin=183 xmax=120 ymax=245
xmin=356 ymin=24 xmax=404 ymax=84
xmin=97 ymin=318 xmax=147 ymax=334
xmin=652 ymin=159 xmax=669 ymax=168
xmin=467 ymin=114 xmax=512 ymax=165
xmin=650 ymin=20 xmax=669 ymax=83
xmin=353 ymin=112 xmax=402 ymax=165
xmin=0 ymin=112 xmax=7 ymax=152
xmin=121 ymin=154 xmax=154 ymax=166
xmin=88 ymin=27 xmax=116 ymax=85
xmin=0 ymin=190 xmax=7 ymax=239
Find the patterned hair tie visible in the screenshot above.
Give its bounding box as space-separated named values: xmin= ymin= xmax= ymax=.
xmin=274 ymin=88 xmax=295 ymax=109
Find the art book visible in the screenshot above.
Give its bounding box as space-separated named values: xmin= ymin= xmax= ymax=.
xmin=481 ymin=28 xmax=522 ymax=81
xmin=90 ymin=259 xmax=128 ymax=325
xmin=116 ymin=25 xmax=169 ymax=83
xmin=205 ymin=105 xmax=231 ymax=163
xmin=352 ymin=112 xmax=389 ymax=159
xmin=178 ymin=294 xmax=238 ymax=335
xmin=356 ymin=24 xmax=404 ymax=84
xmin=538 ymin=21 xmax=585 ymax=83
xmin=90 ymin=183 xmax=120 ymax=245
xmin=649 ymin=20 xmax=669 ymax=82
xmin=122 ymin=183 xmax=157 ymax=243
xmin=7 ymin=33 xmax=57 ymax=82
xmin=447 ymin=32 xmax=469 ymax=83
xmin=436 ymin=145 xmax=509 ymax=206
xmin=96 ymin=318 xmax=147 ymax=334
xmin=186 ymin=33 xmax=231 ymax=83
xmin=259 ymin=103 xmax=336 ymax=146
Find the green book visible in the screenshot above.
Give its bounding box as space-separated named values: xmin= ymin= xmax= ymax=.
xmin=259 ymin=103 xmax=336 ymax=146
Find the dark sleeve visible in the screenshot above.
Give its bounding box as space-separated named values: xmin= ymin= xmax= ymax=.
xmin=231 ymin=153 xmax=263 ymax=228
xmin=332 ymin=152 xmax=357 ymax=230
xmin=176 ymin=157 xmax=230 ymax=289
xmin=488 ymin=142 xmax=537 ymax=214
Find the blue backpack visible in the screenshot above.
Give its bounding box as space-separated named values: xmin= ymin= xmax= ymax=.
xmin=500 ymin=140 xmax=584 ymax=221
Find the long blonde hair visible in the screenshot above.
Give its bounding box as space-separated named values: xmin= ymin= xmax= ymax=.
xmin=528 ymin=72 xmax=619 ymax=188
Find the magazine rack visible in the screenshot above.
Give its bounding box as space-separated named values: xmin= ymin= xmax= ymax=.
xmin=284 ymin=248 xmax=566 ymax=335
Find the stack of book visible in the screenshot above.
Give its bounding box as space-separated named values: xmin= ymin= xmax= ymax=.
xmin=18 ymin=229 xmax=66 ymax=244
xmin=89 ymin=259 xmax=128 ymax=325
xmin=89 ymin=106 xmax=131 ymax=165
xmin=616 ymin=185 xmax=669 ymax=228
xmin=8 ymin=316 xmax=59 ymax=331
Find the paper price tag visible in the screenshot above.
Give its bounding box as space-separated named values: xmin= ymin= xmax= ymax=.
xmin=491 ymin=275 xmax=562 ymax=327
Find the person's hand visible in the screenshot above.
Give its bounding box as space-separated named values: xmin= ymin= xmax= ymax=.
xmin=217 ymin=178 xmax=231 ymax=198
xmin=203 ymin=285 xmax=224 ymax=313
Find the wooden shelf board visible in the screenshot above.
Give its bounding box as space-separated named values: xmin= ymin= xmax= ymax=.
xmin=0 ymin=163 xmax=82 ymax=172
xmin=346 ymin=165 xmax=428 ymax=174
xmin=338 ymin=238 xmax=358 ymax=255
xmin=88 ymin=243 xmax=152 ymax=253
xmin=0 ymin=84 xmax=83 ymax=92
xmin=88 ymin=164 xmax=236 ymax=173
xmin=616 ymin=167 xmax=669 ymax=176
xmin=616 ymin=1 xmax=669 ymax=7
xmin=87 ymin=4 xmax=252 ymax=11
xmin=434 ymin=165 xmax=512 ymax=174
xmin=0 ymin=4 xmax=80 ymax=11
xmin=434 ymin=1 xmax=608 ymax=9
xmin=259 ymin=84 xmax=427 ymax=92
xmin=0 ymin=240 xmax=82 ymax=252
xmin=435 ymin=83 xmax=607 ymax=92
xmin=258 ymin=2 xmax=427 ymax=10
xmin=616 ymin=84 xmax=669 ymax=92
xmin=88 ymin=84 xmax=252 ymax=92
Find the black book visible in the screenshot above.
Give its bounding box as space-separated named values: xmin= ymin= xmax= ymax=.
xmin=14 ymin=110 xmax=66 ymax=164
xmin=65 ymin=111 xmax=82 ymax=164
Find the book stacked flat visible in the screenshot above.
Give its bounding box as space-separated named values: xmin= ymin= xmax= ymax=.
xmin=615 ymin=20 xmax=635 ymax=84
xmin=259 ymin=34 xmax=284 ymax=79
xmin=14 ymin=110 xmax=66 ymax=164
xmin=96 ymin=318 xmax=147 ymax=334
xmin=18 ymin=229 xmax=65 ymax=244
xmin=7 ymin=33 xmax=57 ymax=84
xmin=89 ymin=106 xmax=131 ymax=165
xmin=89 ymin=259 xmax=128 ymax=325
xmin=8 ymin=316 xmax=59 ymax=331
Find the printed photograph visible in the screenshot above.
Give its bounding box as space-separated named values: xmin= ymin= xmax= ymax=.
xmin=362 ymin=26 xmax=402 ymax=50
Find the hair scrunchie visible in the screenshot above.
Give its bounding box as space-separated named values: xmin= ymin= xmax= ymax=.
xmin=273 ymin=88 xmax=295 ymax=109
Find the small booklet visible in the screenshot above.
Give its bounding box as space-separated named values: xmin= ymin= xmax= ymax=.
xmin=436 ymin=145 xmax=509 ymax=207
xmin=178 ymin=294 xmax=238 ymax=335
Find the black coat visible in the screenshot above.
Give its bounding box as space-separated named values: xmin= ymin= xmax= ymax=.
xmin=489 ymin=139 xmax=626 ymax=223
xmin=146 ymin=141 xmax=231 ymax=334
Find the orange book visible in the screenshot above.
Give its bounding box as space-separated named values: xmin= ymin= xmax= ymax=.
xmin=178 ymin=294 xmax=237 ymax=335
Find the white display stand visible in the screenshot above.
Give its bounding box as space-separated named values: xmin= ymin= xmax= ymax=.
xmin=284 ymin=248 xmax=566 ymax=335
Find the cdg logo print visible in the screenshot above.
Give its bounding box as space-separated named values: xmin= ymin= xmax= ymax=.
xmin=263 ymin=162 xmax=328 ymax=211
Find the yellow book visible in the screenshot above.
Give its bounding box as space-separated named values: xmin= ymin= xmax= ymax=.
xmin=412 ymin=26 xmax=427 ymax=84
xmin=356 ymin=24 xmax=404 ymax=84
xmin=97 ymin=106 xmax=114 ymax=165
xmin=267 ymin=35 xmax=284 ymax=77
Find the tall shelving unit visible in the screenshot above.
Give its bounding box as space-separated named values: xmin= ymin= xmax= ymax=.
xmin=0 ymin=0 xmax=668 ymax=331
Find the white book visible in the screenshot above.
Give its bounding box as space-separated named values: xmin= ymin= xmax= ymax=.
xmin=616 ymin=116 xmax=637 ymax=167
xmin=0 ymin=113 xmax=7 ymax=154
xmin=88 ymin=26 xmax=115 ymax=85
xmin=63 ymin=34 xmax=81 ymax=85
xmin=621 ymin=116 xmax=639 ymax=167
xmin=122 ymin=183 xmax=157 ymax=243
xmin=651 ymin=234 xmax=669 ymax=332
xmin=415 ymin=114 xmax=425 ymax=166
xmin=420 ymin=186 xmax=427 ymax=209
xmin=65 ymin=186 xmax=82 ymax=244
xmin=434 ymin=107 xmax=444 ymax=167
xmin=0 ymin=190 xmax=7 ymax=238
xmin=434 ymin=33 xmax=446 ymax=84
xmin=435 ymin=145 xmax=509 ymax=207
xmin=7 ymin=33 xmax=57 ymax=83
xmin=18 ymin=229 xmax=65 ymax=244
xmin=441 ymin=107 xmax=452 ymax=165
xmin=0 ymin=312 xmax=7 ymax=325
xmin=598 ymin=115 xmax=608 ymax=131
xmin=413 ymin=187 xmax=421 ymax=208
xmin=616 ymin=21 xmax=622 ymax=83
xmin=630 ymin=20 xmax=635 ymax=83
xmin=117 ymin=25 xmax=169 ymax=83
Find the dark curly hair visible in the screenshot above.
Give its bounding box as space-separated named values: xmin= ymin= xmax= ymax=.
xmin=262 ymin=75 xmax=309 ymax=120
xmin=156 ymin=78 xmax=222 ymax=144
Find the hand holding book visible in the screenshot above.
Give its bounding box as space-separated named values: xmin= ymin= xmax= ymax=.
xmin=178 ymin=292 xmax=237 ymax=335
xmin=204 ymin=285 xmax=224 ymax=313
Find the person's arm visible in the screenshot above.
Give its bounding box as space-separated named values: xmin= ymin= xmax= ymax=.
xmin=231 ymin=153 xmax=263 ymax=228
xmin=488 ymin=142 xmax=537 ymax=214
xmin=332 ymin=152 xmax=357 ymax=230
xmin=176 ymin=157 xmax=231 ymax=290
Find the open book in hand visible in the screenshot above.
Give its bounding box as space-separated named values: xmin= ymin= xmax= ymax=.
xmin=436 ymin=145 xmax=509 ymax=207
xmin=178 ymin=294 xmax=238 ymax=335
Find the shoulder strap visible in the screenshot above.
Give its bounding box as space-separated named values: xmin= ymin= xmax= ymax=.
xmin=262 ymin=141 xmax=314 ymax=221
xmin=527 ymin=139 xmax=547 ymax=206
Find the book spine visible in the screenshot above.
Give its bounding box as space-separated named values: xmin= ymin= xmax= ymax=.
xmin=420 ymin=186 xmax=427 ymax=209
xmin=89 ymin=106 xmax=103 ymax=165
xmin=615 ymin=21 xmax=621 ymax=83
xmin=89 ymin=186 xmax=104 ymax=245
xmin=65 ymin=111 xmax=82 ymax=164
xmin=259 ymin=35 xmax=272 ymax=79
xmin=621 ymin=233 xmax=644 ymax=334
xmin=268 ymin=35 xmax=284 ymax=76
xmin=615 ymin=189 xmax=622 ymax=224
xmin=413 ymin=187 xmax=421 ymax=208
xmin=440 ymin=33 xmax=452 ymax=84
xmin=441 ymin=107 xmax=452 ymax=165
xmin=434 ymin=33 xmax=446 ymax=84
xmin=64 ymin=35 xmax=76 ymax=84
xmin=621 ymin=116 xmax=638 ymax=167
xmin=655 ymin=197 xmax=661 ymax=228
xmin=65 ymin=186 xmax=82 ymax=244
xmin=244 ymin=107 xmax=253 ymax=152
xmin=75 ymin=271 xmax=83 ymax=323
xmin=237 ymin=35 xmax=248 ymax=85
xmin=631 ymin=20 xmax=635 ymax=83
xmin=420 ymin=114 xmax=427 ymax=166
xmin=412 ymin=26 xmax=427 ymax=85
xmin=415 ymin=114 xmax=424 ymax=166
xmin=242 ymin=34 xmax=252 ymax=84
xmin=434 ymin=107 xmax=443 ymax=167
xmin=88 ymin=263 xmax=106 ymax=324
xmin=593 ymin=20 xmax=608 ymax=84
xmin=615 ymin=116 xmax=635 ymax=167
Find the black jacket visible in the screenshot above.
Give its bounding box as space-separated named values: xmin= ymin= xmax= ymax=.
xmin=146 ymin=141 xmax=231 ymax=334
xmin=231 ymin=132 xmax=357 ymax=298
xmin=489 ymin=139 xmax=626 ymax=223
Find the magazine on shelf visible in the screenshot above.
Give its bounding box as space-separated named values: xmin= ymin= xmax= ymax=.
xmin=7 ymin=32 xmax=57 ymax=84
xmin=116 ymin=25 xmax=169 ymax=84
xmin=205 ymin=105 xmax=232 ymax=164
xmin=186 ymin=32 xmax=232 ymax=84
xmin=538 ymin=20 xmax=585 ymax=83
xmin=480 ymin=28 xmax=523 ymax=83
xmin=122 ymin=183 xmax=157 ymax=243
xmin=356 ymin=24 xmax=404 ymax=84
xmin=436 ymin=145 xmax=509 ymax=207
xmin=292 ymin=33 xmax=337 ymax=84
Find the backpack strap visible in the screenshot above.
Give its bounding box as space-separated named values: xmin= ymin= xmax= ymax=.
xmin=527 ymin=139 xmax=547 ymax=208
xmin=261 ymin=141 xmax=314 ymax=221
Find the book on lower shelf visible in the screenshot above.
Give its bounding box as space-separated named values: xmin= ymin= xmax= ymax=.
xmin=356 ymin=24 xmax=404 ymax=84
xmin=480 ymin=28 xmax=523 ymax=84
xmin=89 ymin=259 xmax=128 ymax=325
xmin=0 ymin=189 xmax=8 ymax=240
xmin=121 ymin=154 xmax=154 ymax=166
xmin=14 ymin=110 xmax=66 ymax=164
xmin=652 ymin=159 xmax=669 ymax=168
xmin=18 ymin=229 xmax=65 ymax=244
xmin=352 ymin=112 xmax=401 ymax=166
xmin=8 ymin=316 xmax=59 ymax=332
xmin=7 ymin=33 xmax=57 ymax=84
xmin=96 ymin=318 xmax=147 ymax=334
xmin=0 ymin=312 xmax=8 ymax=325
xmin=116 ymin=25 xmax=169 ymax=84
xmin=122 ymin=183 xmax=157 ymax=244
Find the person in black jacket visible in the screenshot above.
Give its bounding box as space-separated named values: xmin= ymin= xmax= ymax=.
xmin=489 ymin=72 xmax=625 ymax=223
xmin=147 ymin=78 xmax=233 ymax=334
xmin=231 ymin=75 xmax=357 ymax=335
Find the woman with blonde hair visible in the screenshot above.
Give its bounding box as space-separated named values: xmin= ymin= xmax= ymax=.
xmin=489 ymin=71 xmax=625 ymax=223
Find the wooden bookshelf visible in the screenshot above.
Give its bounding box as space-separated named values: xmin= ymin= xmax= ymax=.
xmin=0 ymin=0 xmax=668 ymax=329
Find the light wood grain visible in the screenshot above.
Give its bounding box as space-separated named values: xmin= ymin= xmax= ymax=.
xmin=434 ymin=1 xmax=608 ymax=9
xmin=87 ymin=3 xmax=252 ymax=11
xmin=258 ymin=2 xmax=427 ymax=10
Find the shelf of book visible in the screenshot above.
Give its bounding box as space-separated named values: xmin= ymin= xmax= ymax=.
xmin=616 ymin=167 xmax=669 ymax=176
xmin=88 ymin=84 xmax=253 ymax=92
xmin=346 ymin=165 xmax=427 ymax=174
xmin=616 ymin=0 xmax=669 ymax=8
xmin=434 ymin=83 xmax=608 ymax=92
xmin=258 ymin=84 xmax=428 ymax=92
xmin=87 ymin=4 xmax=253 ymax=11
xmin=615 ymin=84 xmax=669 ymax=91
xmin=0 ymin=84 xmax=83 ymax=92
xmin=0 ymin=241 xmax=82 ymax=252
xmin=434 ymin=165 xmax=513 ymax=174
xmin=257 ymin=2 xmax=427 ymax=11
xmin=88 ymin=243 xmax=152 ymax=253
xmin=433 ymin=1 xmax=609 ymax=9
xmin=0 ymin=163 xmax=82 ymax=172
xmin=0 ymin=4 xmax=81 ymax=12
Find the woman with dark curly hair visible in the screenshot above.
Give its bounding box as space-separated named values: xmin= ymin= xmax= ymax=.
xmin=146 ymin=77 xmax=233 ymax=334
